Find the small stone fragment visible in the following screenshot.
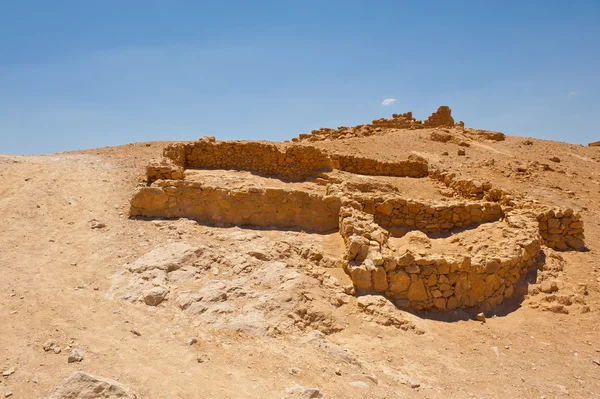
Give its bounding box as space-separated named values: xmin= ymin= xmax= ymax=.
xmin=475 ymin=313 xmax=486 ymax=322
xmin=67 ymin=348 xmax=85 ymax=363
xmin=197 ymin=354 xmax=209 ymax=363
xmin=350 ymin=381 xmax=369 ymax=389
xmin=142 ymin=286 xmax=168 ymax=306
xmin=540 ymin=280 xmax=559 ymax=294
xmin=185 ymin=337 xmax=197 ymax=346
xmin=2 ymin=367 xmax=15 ymax=377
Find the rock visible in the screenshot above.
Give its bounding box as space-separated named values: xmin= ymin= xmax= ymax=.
xmin=549 ymin=156 xmax=561 ymax=163
xmin=5 ymin=393 xmax=12 ymax=398
xmin=68 ymin=348 xmax=85 ymax=363
xmin=457 ymin=149 xmax=466 ymax=156
xmin=302 ymin=388 xmax=321 ymax=398
xmin=142 ymin=286 xmax=168 ymax=306
xmin=287 ymin=385 xmax=321 ymax=398
xmin=185 ymin=337 xmax=197 ymax=346
xmin=289 ymin=367 xmax=301 ymax=376
xmin=407 ymin=280 xmax=428 ymax=301
xmin=543 ymin=304 xmax=569 ymax=314
xmin=127 ymin=243 xmax=202 ymax=273
xmin=2 ymin=367 xmax=15 ymax=377
xmin=350 ymin=381 xmax=369 ymax=389
xmin=53 ymin=346 xmax=62 ymax=354
xmin=47 ymin=372 xmax=138 ymax=399
xmin=475 ymin=313 xmax=486 ymax=322
xmin=196 ymin=354 xmax=209 ymax=363
xmin=430 ymin=131 xmax=452 ymax=143
xmin=89 ymin=219 xmax=106 ymax=229
xmin=389 ymin=270 xmax=411 ymax=293
xmin=130 ymin=329 xmax=141 ymax=336
xmin=540 ymin=280 xmax=559 ymax=293
xmin=43 ymin=339 xmax=57 ymax=352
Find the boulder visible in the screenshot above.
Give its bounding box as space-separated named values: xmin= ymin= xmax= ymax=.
xmin=47 ymin=372 xmax=138 ymax=399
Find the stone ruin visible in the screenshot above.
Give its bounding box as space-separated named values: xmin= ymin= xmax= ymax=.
xmin=129 ymin=120 xmax=586 ymax=312
xmin=294 ymin=106 xmax=464 ymax=143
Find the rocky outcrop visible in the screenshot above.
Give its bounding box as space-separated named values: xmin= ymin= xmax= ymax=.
xmin=47 ymin=372 xmax=138 ymax=399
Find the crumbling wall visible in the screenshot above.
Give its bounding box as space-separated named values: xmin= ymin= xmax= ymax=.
xmin=146 ymin=157 xmax=184 ymax=183
xmin=429 ymin=169 xmax=497 ymax=200
xmin=130 ymin=180 xmax=341 ymax=233
xmin=329 ymin=154 xmax=429 ymax=178
xmin=537 ymin=208 xmax=585 ymax=251
xmin=163 ymin=138 xmax=333 ymax=181
xmin=340 ymin=206 xmax=541 ymax=310
xmin=423 ymin=106 xmax=455 ymax=127
xmin=371 ymin=112 xmax=421 ymax=129
xmin=294 ymin=106 xmax=458 ymax=143
xmin=346 ymin=195 xmax=504 ymax=234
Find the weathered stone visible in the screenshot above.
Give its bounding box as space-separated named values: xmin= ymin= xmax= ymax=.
xmin=389 ymin=270 xmax=411 ymax=293
xmin=407 ymin=280 xmax=428 ymax=301
xmin=47 ymin=372 xmax=138 ymax=399
xmin=372 ymin=267 xmax=389 ymax=292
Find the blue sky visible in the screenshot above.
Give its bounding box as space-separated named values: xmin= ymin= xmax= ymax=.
xmin=1 ymin=1 xmax=599 ymax=154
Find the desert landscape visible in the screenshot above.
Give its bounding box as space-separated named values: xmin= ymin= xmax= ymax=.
xmin=1 ymin=106 xmax=600 ymax=398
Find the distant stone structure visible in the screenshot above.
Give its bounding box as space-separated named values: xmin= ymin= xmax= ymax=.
xmin=294 ymin=106 xmax=458 ymax=142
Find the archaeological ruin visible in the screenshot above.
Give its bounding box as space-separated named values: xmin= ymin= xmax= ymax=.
xmin=130 ymin=107 xmax=586 ymax=311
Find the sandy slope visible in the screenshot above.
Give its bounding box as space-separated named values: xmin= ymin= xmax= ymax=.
xmin=1 ymin=135 xmax=600 ymax=399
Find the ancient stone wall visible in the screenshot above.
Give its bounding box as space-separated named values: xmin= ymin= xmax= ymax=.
xmin=293 ymin=106 xmax=457 ymax=142
xmin=343 ymin=194 xmax=504 ymax=235
xmin=130 ymin=180 xmax=341 ymax=233
xmin=146 ymin=157 xmax=184 ymax=183
xmin=537 ymin=208 xmax=585 ymax=251
xmin=429 ymin=168 xmax=495 ymax=200
xmin=330 ymin=154 xmax=429 ymax=178
xmin=163 ymin=138 xmax=333 ymax=181
xmin=423 ymin=106 xmax=455 ymax=127
xmin=430 ymin=169 xmax=586 ymax=251
xmin=371 ymin=112 xmax=420 ymax=129
xmin=340 ymin=206 xmax=541 ymax=310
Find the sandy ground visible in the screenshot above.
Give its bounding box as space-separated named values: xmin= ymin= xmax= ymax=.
xmin=1 ymin=135 xmax=600 ymax=398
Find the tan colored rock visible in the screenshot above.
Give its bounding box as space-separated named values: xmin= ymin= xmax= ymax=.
xmin=389 ymin=270 xmax=411 ymax=293
xmin=407 ymin=280 xmax=428 ymax=301
xmin=372 ymin=267 xmax=389 ymax=292
xmin=47 ymin=372 xmax=138 ymax=399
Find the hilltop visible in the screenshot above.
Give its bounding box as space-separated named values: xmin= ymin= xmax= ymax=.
xmin=2 ymin=107 xmax=600 ymax=398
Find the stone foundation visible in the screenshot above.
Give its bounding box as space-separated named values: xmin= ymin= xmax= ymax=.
xmin=130 ymin=136 xmax=587 ymax=311
xmin=537 ymin=208 xmax=585 ymax=251
xmin=130 ymin=180 xmax=341 ymax=233
xmin=330 ymin=154 xmax=428 ymax=178
xmin=340 ymin=205 xmax=541 ymax=310
xmin=164 ymin=137 xmax=333 ymax=181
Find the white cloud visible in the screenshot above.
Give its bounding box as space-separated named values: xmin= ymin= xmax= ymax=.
xmin=381 ymin=98 xmax=396 ymax=106
xmin=568 ymin=91 xmax=576 ymax=98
